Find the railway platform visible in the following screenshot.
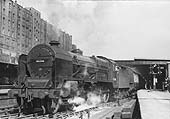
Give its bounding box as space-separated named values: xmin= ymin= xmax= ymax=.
xmin=137 ymin=89 xmax=170 ymax=119
xmin=88 ymin=99 xmax=136 ymax=119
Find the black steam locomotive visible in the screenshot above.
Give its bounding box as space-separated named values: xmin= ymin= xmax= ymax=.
xmin=8 ymin=41 xmax=140 ymax=114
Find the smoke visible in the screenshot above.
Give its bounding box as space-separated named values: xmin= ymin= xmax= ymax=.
xmin=60 ymin=81 xmax=78 ymax=97
xmin=86 ymin=92 xmax=101 ymax=105
xmin=44 ymin=0 xmax=114 ymax=55
xmin=68 ymin=91 xmax=102 ymax=112
xmin=63 ymin=81 xmax=78 ymax=89
xmin=68 ymin=96 xmax=85 ymax=105
xmin=73 ymin=103 xmax=95 ymax=112
xmin=17 ymin=0 xmax=170 ymax=59
xmin=44 ymin=1 xmax=170 ymax=59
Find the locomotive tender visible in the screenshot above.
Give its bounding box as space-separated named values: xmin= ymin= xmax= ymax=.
xmin=8 ymin=41 xmax=139 ymax=114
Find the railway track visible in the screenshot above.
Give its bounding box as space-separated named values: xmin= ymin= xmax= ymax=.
xmin=0 ymin=101 xmax=117 ymax=119
xmin=0 ymin=97 xmax=136 ymax=119
xmin=52 ymin=101 xmax=117 ymax=119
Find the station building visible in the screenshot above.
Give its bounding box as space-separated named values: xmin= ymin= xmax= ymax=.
xmin=115 ymin=59 xmax=170 ymax=90
xmin=58 ymin=30 xmax=72 ymax=51
xmin=26 ymin=7 xmax=41 ymax=48
xmin=17 ymin=5 xmax=33 ymax=54
xmin=0 ymin=0 xmax=18 ymax=52
xmin=40 ymin=19 xmax=47 ymax=44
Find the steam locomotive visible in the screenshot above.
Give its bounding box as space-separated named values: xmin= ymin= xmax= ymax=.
xmin=8 ymin=41 xmax=140 ymax=114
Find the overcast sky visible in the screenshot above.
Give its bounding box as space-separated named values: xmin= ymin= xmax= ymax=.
xmin=17 ymin=0 xmax=170 ymax=60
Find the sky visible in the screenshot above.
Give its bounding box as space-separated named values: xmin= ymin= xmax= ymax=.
xmin=17 ymin=0 xmax=170 ymax=60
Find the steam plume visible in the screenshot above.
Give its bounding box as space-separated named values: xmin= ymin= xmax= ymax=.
xmin=68 ymin=92 xmax=102 ymax=112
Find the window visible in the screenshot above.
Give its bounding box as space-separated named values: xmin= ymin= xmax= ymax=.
xmin=8 ymin=29 xmax=11 ymax=36
xmin=23 ymin=17 xmax=25 ymax=20
xmin=8 ymin=30 xmax=11 ymax=36
xmin=12 ymin=31 xmax=14 ymax=37
xmin=2 ymin=27 xmax=5 ymax=34
xmin=3 ymin=0 xmax=5 ymax=6
xmin=8 ymin=20 xmax=11 ymax=27
xmin=9 ymin=3 xmax=11 ymax=9
xmin=3 ymin=17 xmax=5 ymax=24
xmin=3 ymin=8 xmax=5 ymax=13
xmin=17 ymin=25 xmax=20 ymax=30
xmin=8 ymin=11 xmax=11 ymax=17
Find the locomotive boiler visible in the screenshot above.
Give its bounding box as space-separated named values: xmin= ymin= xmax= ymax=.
xmin=8 ymin=41 xmax=139 ymax=114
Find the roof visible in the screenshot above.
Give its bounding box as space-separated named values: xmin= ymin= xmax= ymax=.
xmin=115 ymin=58 xmax=170 ymax=65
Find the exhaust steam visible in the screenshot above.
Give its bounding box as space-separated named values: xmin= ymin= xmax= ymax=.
xmin=68 ymin=92 xmax=102 ymax=112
